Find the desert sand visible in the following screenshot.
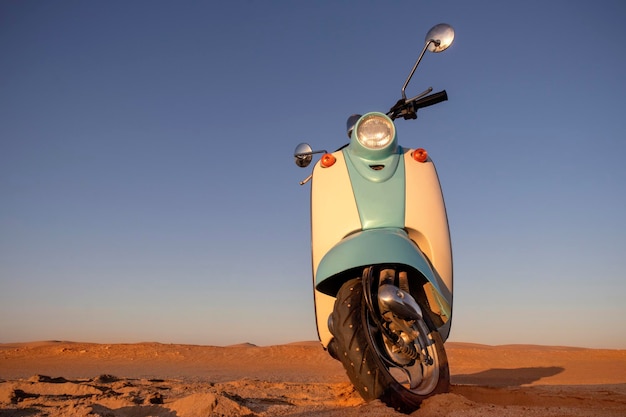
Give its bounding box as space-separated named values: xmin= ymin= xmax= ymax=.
xmin=1 ymin=340 xmax=625 ymax=416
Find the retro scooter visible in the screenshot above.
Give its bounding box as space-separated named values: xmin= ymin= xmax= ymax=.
xmin=293 ymin=24 xmax=455 ymax=412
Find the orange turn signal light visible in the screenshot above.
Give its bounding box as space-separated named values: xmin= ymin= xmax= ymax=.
xmin=321 ymin=153 xmax=336 ymax=168
xmin=412 ymin=148 xmax=428 ymax=163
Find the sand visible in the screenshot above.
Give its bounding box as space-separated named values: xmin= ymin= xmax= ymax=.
xmin=1 ymin=340 xmax=625 ymax=416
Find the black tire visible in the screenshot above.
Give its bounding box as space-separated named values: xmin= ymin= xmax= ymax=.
xmin=329 ymin=277 xmax=449 ymax=413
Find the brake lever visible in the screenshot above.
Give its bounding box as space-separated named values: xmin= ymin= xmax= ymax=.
xmin=407 ymin=87 xmax=433 ymax=103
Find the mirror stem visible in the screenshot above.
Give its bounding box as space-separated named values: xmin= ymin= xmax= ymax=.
xmin=299 ymin=174 xmax=313 ymax=186
xmin=401 ymin=40 xmax=437 ymax=99
xmin=295 ymin=149 xmax=328 ymax=158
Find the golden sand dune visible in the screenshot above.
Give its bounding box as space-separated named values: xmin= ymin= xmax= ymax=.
xmin=1 ymin=341 xmax=625 ymax=416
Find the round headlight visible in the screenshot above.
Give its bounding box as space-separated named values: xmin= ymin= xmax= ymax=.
xmin=355 ymin=113 xmax=395 ymax=150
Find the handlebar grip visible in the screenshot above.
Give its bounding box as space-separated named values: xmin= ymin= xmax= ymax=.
xmin=413 ymin=90 xmax=448 ymax=110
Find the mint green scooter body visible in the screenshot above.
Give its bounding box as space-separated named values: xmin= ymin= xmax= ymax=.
xmin=310 ymin=113 xmax=453 ymax=347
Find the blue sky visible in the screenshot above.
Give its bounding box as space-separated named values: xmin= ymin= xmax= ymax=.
xmin=1 ymin=1 xmax=625 ymax=348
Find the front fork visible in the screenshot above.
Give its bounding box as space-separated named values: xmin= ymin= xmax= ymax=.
xmin=362 ymin=266 xmax=434 ymax=367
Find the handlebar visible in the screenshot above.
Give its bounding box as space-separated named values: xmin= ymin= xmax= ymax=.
xmin=413 ymin=90 xmax=447 ymax=110
xmin=387 ymin=90 xmax=448 ymax=120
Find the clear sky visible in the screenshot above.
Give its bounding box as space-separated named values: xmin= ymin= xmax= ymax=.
xmin=1 ymin=1 xmax=625 ymax=349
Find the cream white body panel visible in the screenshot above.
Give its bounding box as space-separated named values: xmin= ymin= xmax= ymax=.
xmin=310 ymin=151 xmax=361 ymax=346
xmin=403 ymin=150 xmax=453 ymax=301
xmin=403 ymin=150 xmax=453 ymax=339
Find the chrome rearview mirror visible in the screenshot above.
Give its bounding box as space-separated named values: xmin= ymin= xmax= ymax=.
xmin=426 ymin=23 xmax=455 ymax=53
xmin=401 ymin=23 xmax=455 ymax=100
xmin=294 ymin=143 xmax=329 ymax=184
xmin=294 ymin=143 xmax=313 ymax=168
xmin=294 ymin=143 xmax=329 ymax=169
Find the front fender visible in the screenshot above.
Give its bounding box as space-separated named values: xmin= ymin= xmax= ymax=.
xmin=315 ymin=228 xmax=443 ymax=297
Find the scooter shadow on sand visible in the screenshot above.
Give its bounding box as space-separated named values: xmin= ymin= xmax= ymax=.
xmin=451 ymin=366 xmax=565 ymax=387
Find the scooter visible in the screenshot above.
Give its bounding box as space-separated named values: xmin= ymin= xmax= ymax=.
xmin=293 ymin=24 xmax=455 ymax=412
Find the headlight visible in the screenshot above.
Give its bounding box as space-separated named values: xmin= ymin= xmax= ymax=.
xmin=355 ymin=113 xmax=395 ymax=150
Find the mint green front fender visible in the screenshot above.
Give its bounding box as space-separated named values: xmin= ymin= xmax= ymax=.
xmin=315 ymin=228 xmax=443 ymax=297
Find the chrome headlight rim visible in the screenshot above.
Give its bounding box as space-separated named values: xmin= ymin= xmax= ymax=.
xmin=350 ymin=112 xmax=397 ymax=160
xmin=354 ymin=113 xmax=396 ymax=151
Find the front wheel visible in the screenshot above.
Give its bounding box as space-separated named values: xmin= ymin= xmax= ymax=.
xmin=329 ymin=276 xmax=449 ymax=413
